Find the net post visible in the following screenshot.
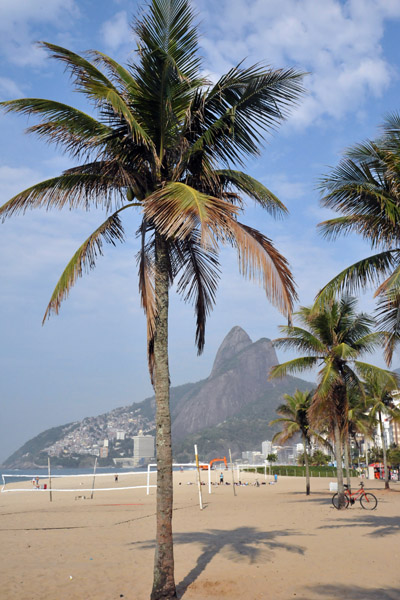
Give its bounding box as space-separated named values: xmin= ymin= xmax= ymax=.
xmin=147 ymin=464 xmax=151 ymax=495
xmin=194 ymin=445 xmax=203 ymax=510
xmin=90 ymin=457 xmax=98 ymax=500
xmin=208 ymin=465 xmax=211 ymax=494
xmin=48 ymin=457 xmax=53 ymax=502
xmin=229 ymin=449 xmax=236 ymax=496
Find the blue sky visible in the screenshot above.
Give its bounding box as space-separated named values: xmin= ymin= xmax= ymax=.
xmin=1 ymin=0 xmax=400 ymax=463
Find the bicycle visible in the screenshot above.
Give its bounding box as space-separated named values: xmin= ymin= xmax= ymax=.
xmin=332 ymin=481 xmax=377 ymax=510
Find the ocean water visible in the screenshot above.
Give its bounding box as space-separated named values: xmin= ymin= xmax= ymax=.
xmin=1 ymin=466 xmax=142 ymax=486
xmin=1 ymin=465 xmax=194 ymax=486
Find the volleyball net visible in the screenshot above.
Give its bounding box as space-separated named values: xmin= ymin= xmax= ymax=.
xmin=1 ymin=462 xmax=211 ymax=496
xmin=1 ymin=470 xmax=156 ymax=495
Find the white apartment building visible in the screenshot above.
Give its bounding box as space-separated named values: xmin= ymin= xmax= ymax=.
xmin=261 ymin=440 xmax=273 ymax=456
xmin=133 ymin=434 xmax=155 ymax=464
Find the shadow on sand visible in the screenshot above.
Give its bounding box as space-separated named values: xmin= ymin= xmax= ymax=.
xmin=131 ymin=526 xmax=305 ymax=597
xmin=296 ymin=583 xmax=399 ymax=599
xmin=319 ymin=513 xmax=400 ymax=537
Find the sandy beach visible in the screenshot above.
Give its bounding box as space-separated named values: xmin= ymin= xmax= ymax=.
xmin=1 ymin=470 xmax=399 ymax=600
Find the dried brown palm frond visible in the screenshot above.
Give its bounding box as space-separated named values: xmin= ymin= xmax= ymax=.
xmin=227 ymin=222 xmax=297 ymax=317
xmin=137 ymin=221 xmax=157 ymax=381
xmin=142 ymin=181 xmax=239 ymax=247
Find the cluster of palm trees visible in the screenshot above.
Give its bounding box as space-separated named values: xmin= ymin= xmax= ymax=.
xmin=2 ymin=0 xmax=400 ymax=597
xmin=269 ymin=304 xmax=400 ymax=501
xmin=268 ymin=110 xmax=400 ymax=510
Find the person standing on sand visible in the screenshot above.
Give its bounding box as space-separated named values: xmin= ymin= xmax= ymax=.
xmin=220 ymin=472 xmax=224 ymax=485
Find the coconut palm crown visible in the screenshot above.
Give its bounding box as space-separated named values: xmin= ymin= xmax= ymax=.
xmin=269 ymin=389 xmax=325 ymax=495
xmin=317 ymin=114 xmax=400 ymax=364
xmin=0 ymin=1 xmax=305 ymax=597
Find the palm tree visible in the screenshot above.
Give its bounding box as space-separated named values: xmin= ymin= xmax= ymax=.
xmin=269 ymin=296 xmax=388 ymax=508
xmin=0 ymin=1 xmax=305 ymax=597
xmin=344 ymin=388 xmax=375 ymax=490
xmin=363 ymin=369 xmax=400 ymax=489
xmin=317 ymin=114 xmax=400 ymax=364
xmin=270 ymin=389 xmax=316 ymax=495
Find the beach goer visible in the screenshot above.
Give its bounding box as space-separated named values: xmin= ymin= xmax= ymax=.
xmin=274 ymin=473 xmax=278 ymax=483
xmin=219 ymin=472 xmax=224 ymax=484
xmin=114 ymin=474 xmax=118 ymax=483
xmin=35 ymin=476 xmax=40 ymax=489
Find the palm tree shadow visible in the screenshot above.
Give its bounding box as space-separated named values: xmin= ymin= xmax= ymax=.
xmin=285 ymin=492 xmax=331 ymax=505
xmin=131 ymin=526 xmax=305 ymax=597
xmin=319 ymin=514 xmax=400 ymax=537
xmin=296 ymin=583 xmax=399 ymax=599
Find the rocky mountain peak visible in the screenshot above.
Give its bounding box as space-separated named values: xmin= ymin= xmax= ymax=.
xmin=210 ymin=325 xmax=252 ymax=377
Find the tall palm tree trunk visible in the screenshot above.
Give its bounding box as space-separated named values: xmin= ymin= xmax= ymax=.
xmin=343 ymin=434 xmax=352 ymax=492
xmin=334 ymin=421 xmax=346 ymax=508
xmin=151 ymin=233 xmax=177 ymax=600
xmin=302 ymin=433 xmax=310 ymax=496
xmin=378 ymin=411 xmax=390 ymax=490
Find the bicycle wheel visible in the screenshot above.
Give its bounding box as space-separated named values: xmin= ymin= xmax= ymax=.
xmin=332 ymin=492 xmax=350 ymax=509
xmin=360 ymin=492 xmax=377 ymax=510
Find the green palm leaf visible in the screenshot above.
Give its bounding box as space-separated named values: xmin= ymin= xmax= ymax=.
xmin=0 ymin=173 xmax=126 ymax=219
xmin=185 ymin=65 xmax=305 ymax=166
xmin=40 ymin=43 xmax=152 ymax=147
xmin=269 ymin=356 xmax=319 ymax=379
xmin=215 ymin=169 xmax=288 ymax=216
xmin=273 ymin=326 xmax=325 ymax=354
xmin=43 ymin=211 xmax=125 ymax=321
xmin=316 ymin=360 xmax=341 ymax=400
xmin=314 ymin=251 xmax=399 ymax=307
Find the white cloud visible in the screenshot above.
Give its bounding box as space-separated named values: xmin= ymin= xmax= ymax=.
xmin=263 ymin=174 xmax=307 ymax=201
xmin=0 ymin=165 xmax=40 ymax=200
xmin=0 ymin=0 xmax=78 ymax=67
xmin=197 ymin=0 xmax=400 ymax=128
xmin=101 ymin=11 xmax=132 ymax=51
xmin=0 ymin=77 xmax=24 ymax=99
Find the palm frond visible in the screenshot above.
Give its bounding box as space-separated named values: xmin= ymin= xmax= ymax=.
xmin=89 ymin=51 xmax=139 ymax=94
xmin=269 ymin=356 xmax=319 ymax=380
xmin=273 ymin=326 xmax=325 ymax=355
xmin=137 ymin=221 xmax=156 ymax=382
xmin=173 ymin=232 xmax=220 ymax=354
xmin=215 ymin=169 xmax=288 ymax=216
xmin=0 ymin=173 xmax=127 ymax=219
xmin=318 ymin=214 xmax=400 ymax=248
xmin=271 ymin=421 xmax=300 ymax=444
xmin=134 ymin=0 xmax=202 ymax=80
xmin=227 ymin=222 xmax=297 ymax=317
xmin=43 ymin=212 xmax=125 ymax=321
xmin=40 ymin=43 xmax=152 ymax=147
xmin=143 ymin=181 xmax=238 ymax=246
xmin=332 ymin=343 xmax=358 ymax=360
xmin=185 ymin=65 xmax=305 ymax=166
xmin=316 ymin=360 xmax=341 ymax=400
xmin=375 ymin=289 xmax=400 ymax=364
xmin=314 ymin=251 xmax=399 ymax=307
xmin=355 ymin=362 xmax=398 ymax=388
xmin=132 ymin=0 xmax=204 ymax=156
